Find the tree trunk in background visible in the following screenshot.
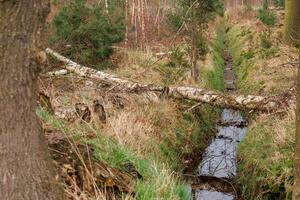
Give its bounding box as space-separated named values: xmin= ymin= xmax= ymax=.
xmin=284 ymin=0 xmax=300 ymax=44
xmin=293 ymin=45 xmax=300 ymax=200
xmin=105 ymin=0 xmax=109 ymax=14
xmin=141 ymin=0 xmax=146 ymax=48
xmin=131 ymin=0 xmax=136 ymax=25
xmin=191 ymin=33 xmax=199 ymax=82
xmin=190 ymin=4 xmax=199 ymax=82
xmin=0 ymin=1 xmax=64 ymax=199
xmin=125 ymin=0 xmax=129 ymax=46
xmin=263 ymin=0 xmax=268 ymax=9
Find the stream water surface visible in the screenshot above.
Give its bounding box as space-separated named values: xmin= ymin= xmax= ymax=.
xmin=193 ymin=50 xmax=248 ymax=200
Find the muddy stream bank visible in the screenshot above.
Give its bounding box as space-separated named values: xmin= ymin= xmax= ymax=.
xmin=190 ymin=50 xmax=248 ymax=200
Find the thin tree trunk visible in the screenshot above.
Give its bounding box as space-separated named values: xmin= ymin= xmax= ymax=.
xmin=135 ymin=13 xmax=138 ymax=46
xmin=155 ymin=1 xmax=161 ymax=36
xmin=125 ymin=0 xmax=129 ymax=46
xmin=105 ymin=0 xmax=109 ymax=14
xmin=263 ymin=0 xmax=269 ymax=9
xmin=191 ymin=33 xmax=199 ymax=82
xmin=131 ymin=0 xmax=136 ymax=25
xmin=0 ymin=1 xmax=64 ymax=200
xmin=137 ymin=0 xmax=141 ymax=46
xmin=284 ymin=0 xmax=300 ymax=44
xmin=293 ymin=44 xmax=300 ymax=200
xmin=190 ymin=4 xmax=199 ymax=82
xmin=141 ymin=0 xmax=146 ymax=48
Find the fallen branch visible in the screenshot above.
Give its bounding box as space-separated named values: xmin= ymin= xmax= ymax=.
xmin=45 ymin=48 xmax=282 ymax=111
xmin=46 ymin=69 xmax=68 ymax=76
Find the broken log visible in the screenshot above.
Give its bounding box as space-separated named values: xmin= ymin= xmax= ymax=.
xmin=45 ymin=48 xmax=282 ymax=111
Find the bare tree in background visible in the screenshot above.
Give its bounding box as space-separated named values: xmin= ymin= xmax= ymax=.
xmin=0 ymin=1 xmax=64 ymax=199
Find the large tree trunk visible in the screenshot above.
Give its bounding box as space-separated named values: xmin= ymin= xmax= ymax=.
xmin=0 ymin=1 xmax=64 ymax=200
xmin=293 ymin=45 xmax=300 ymax=200
xmin=284 ymin=0 xmax=300 ymax=44
xmin=46 ymin=48 xmax=283 ymax=111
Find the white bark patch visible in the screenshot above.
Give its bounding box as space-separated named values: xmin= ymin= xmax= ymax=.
xmin=46 ymin=48 xmax=281 ymax=111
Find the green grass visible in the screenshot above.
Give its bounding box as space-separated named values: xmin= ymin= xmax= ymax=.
xmin=215 ymin=20 xmax=295 ymax=199
xmin=205 ymin=21 xmax=227 ymax=91
xmin=37 ymin=100 xmax=219 ymax=200
xmin=37 ymin=108 xmax=191 ymax=200
xmin=89 ymin=137 xmax=191 ymax=200
xmin=257 ymin=8 xmax=276 ymax=26
xmin=237 ymin=111 xmax=295 ymax=200
xmin=225 ymin=25 xmax=265 ymax=94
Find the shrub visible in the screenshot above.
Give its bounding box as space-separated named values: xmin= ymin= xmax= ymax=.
xmin=259 ymin=32 xmax=272 ymax=49
xmin=52 ymin=0 xmax=59 ymax=6
xmin=196 ymin=35 xmax=208 ymax=59
xmin=259 ymin=46 xmax=279 ymax=59
xmin=206 ymin=21 xmax=226 ymax=91
xmin=273 ymin=0 xmax=285 ymax=7
xmin=51 ymin=0 xmax=124 ymax=69
xmin=167 ymin=47 xmax=189 ymax=68
xmin=167 ymin=10 xmax=184 ymax=30
xmin=157 ymin=47 xmax=189 ymax=85
xmin=257 ymin=8 xmax=276 ymax=26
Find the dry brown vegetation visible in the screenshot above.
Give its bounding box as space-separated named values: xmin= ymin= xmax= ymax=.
xmin=40 ymin=1 xmax=299 ymax=199
xmin=223 ymin=7 xmax=297 ymax=199
xmin=226 ymin=8 xmax=298 ymax=95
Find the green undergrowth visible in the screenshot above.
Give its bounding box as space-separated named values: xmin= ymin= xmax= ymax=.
xmin=203 ymin=20 xmax=227 ymax=91
xmin=237 ymin=111 xmax=295 ymax=200
xmin=257 ymin=8 xmax=276 ymax=26
xmin=223 ymin=21 xmax=295 ymax=200
xmin=226 ymin=25 xmax=263 ymax=94
xmin=156 ymin=47 xmax=190 ymax=85
xmin=37 ymin=100 xmax=219 ymax=200
xmin=176 ymin=101 xmax=221 ymax=161
xmin=226 ymin=25 xmax=252 ymax=92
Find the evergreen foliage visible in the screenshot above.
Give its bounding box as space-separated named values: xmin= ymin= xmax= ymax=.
xmin=273 ymin=0 xmax=285 ymax=7
xmin=51 ymin=0 xmax=124 ymax=69
xmin=167 ymin=0 xmax=223 ymax=31
xmin=167 ymin=11 xmax=184 ymax=31
xmin=257 ymin=8 xmax=276 ymax=26
xmin=259 ymin=32 xmax=272 ymax=49
xmin=167 ymin=0 xmax=223 ymax=79
xmin=206 ymin=21 xmax=226 ymax=91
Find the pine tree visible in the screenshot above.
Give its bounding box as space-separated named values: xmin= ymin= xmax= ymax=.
xmin=51 ymin=0 xmax=124 ymax=69
xmin=169 ymin=0 xmax=223 ymax=82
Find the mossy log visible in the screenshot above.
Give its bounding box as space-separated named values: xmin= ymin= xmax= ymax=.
xmin=46 ymin=48 xmax=285 ymax=111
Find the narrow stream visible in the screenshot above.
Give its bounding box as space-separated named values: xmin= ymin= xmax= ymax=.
xmin=193 ymin=50 xmax=248 ymax=200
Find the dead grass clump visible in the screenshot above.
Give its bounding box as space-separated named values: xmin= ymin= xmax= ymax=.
xmin=105 ymin=109 xmax=155 ymax=154
xmin=110 ymin=49 xmax=164 ymax=85
xmin=225 ymin=10 xmax=298 ymax=95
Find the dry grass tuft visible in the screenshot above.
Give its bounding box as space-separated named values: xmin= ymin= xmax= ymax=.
xmin=110 ymin=49 xmax=164 ymax=85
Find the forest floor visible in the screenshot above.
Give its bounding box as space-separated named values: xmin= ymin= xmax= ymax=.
xmin=40 ymin=3 xmax=298 ymax=200
xmin=40 ymin=28 xmax=220 ymax=200
xmin=224 ymin=8 xmax=297 ymax=200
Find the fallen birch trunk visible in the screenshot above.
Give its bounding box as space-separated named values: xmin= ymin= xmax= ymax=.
xmin=46 ymin=48 xmax=281 ymax=111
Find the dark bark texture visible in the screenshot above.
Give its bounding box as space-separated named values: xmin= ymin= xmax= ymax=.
xmin=0 ymin=1 xmax=64 ymax=199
